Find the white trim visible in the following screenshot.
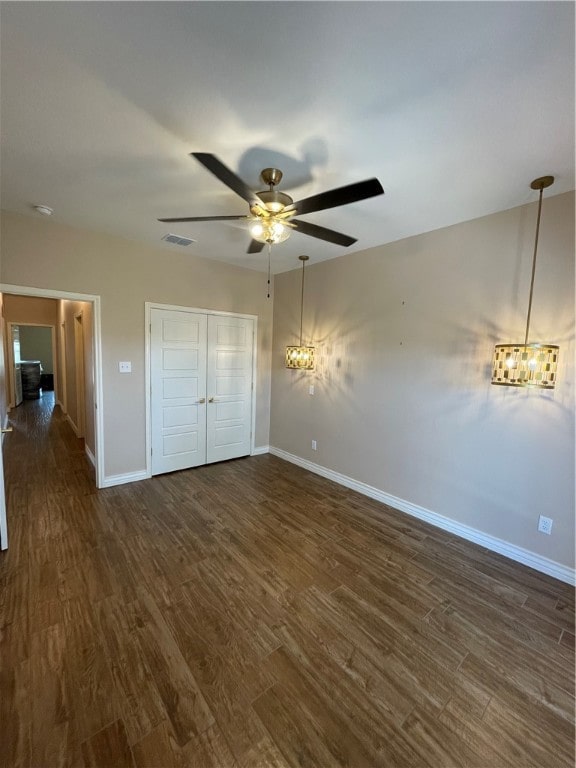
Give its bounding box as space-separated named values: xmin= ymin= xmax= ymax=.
xmin=1 ymin=283 xmax=105 ymax=488
xmin=252 ymin=445 xmax=269 ymax=455
xmin=59 ymin=321 xmax=68 ymax=414
xmin=144 ymin=302 xmax=259 ymax=479
xmin=85 ymin=444 xmax=96 ymax=468
xmin=66 ymin=413 xmax=80 ymax=437
xmin=269 ymin=446 xmax=576 ymax=586
xmin=100 ymin=470 xmax=149 ymax=488
xmin=5 ymin=322 xmax=17 ymax=408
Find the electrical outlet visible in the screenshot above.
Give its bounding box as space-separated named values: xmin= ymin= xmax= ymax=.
xmin=119 ymin=361 xmax=132 ymax=373
xmin=538 ymin=515 xmax=553 ymax=535
xmin=309 ymin=384 xmax=315 ymax=395
xmin=311 ymin=440 xmax=317 ymax=451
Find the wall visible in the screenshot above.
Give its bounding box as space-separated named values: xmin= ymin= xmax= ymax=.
xmin=271 ymin=191 xmax=575 ymax=571
xmin=2 ymin=294 xmax=58 ymax=326
xmin=19 ymin=326 xmax=53 ymax=373
xmin=0 ymin=212 xmax=273 ymax=480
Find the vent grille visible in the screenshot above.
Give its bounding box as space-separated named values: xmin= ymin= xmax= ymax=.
xmin=162 ymin=233 xmax=196 ymax=247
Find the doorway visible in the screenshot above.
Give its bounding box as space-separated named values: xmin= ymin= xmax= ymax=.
xmin=6 ymin=322 xmax=57 ymax=407
xmin=0 ymin=284 xmax=104 ymax=489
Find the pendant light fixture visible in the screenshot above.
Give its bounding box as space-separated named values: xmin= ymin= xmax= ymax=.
xmin=491 ymin=176 xmax=559 ymax=389
xmin=285 ymin=255 xmax=315 ymax=370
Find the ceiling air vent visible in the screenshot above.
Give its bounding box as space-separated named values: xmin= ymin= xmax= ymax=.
xmin=161 ymin=233 xmax=196 ymax=247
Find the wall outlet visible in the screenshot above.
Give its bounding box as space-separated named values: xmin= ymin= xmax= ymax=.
xmin=311 ymin=440 xmax=317 ymax=451
xmin=309 ymin=384 xmax=315 ymax=395
xmin=119 ymin=361 xmax=132 ymax=373
xmin=538 ymin=515 xmax=553 ymax=535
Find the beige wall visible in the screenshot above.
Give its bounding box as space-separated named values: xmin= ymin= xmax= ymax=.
xmin=0 ymin=211 xmax=273 ymax=479
xmin=3 ymin=294 xmax=58 ymax=326
xmin=271 ymin=191 xmax=575 ymax=569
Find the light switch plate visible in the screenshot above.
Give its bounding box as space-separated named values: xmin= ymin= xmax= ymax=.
xmin=119 ymin=361 xmax=132 ymax=373
xmin=309 ymin=385 xmax=315 ymax=395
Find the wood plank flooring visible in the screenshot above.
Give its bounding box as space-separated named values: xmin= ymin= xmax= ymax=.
xmin=1 ymin=394 xmax=574 ymax=767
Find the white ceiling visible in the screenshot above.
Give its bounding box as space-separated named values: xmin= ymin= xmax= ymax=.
xmin=1 ymin=2 xmax=574 ymax=274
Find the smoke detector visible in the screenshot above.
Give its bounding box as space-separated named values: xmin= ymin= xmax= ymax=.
xmin=33 ymin=205 xmax=53 ymax=216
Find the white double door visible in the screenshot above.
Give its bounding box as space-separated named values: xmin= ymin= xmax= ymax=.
xmin=151 ymin=308 xmax=254 ymax=475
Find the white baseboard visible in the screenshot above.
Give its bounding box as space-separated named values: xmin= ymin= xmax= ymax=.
xmin=100 ymin=470 xmax=149 ymax=488
xmin=85 ymin=444 xmax=96 ymax=468
xmin=252 ymin=445 xmax=270 ymax=456
xmin=66 ymin=414 xmax=80 ymax=437
xmin=269 ymin=446 xmax=575 ymax=586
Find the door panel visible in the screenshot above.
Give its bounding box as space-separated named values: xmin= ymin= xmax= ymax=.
xmin=206 ymin=315 xmax=253 ymax=464
xmin=151 ymin=309 xmax=207 ymax=475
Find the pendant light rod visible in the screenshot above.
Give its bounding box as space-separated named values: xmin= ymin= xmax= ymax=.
xmin=524 ymin=175 xmax=554 ymax=345
xmin=298 ymin=254 xmax=309 ymax=346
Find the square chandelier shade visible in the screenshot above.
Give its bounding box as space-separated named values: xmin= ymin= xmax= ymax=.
xmin=491 ymin=344 xmax=559 ymax=388
xmin=285 ymin=346 xmax=315 ymax=370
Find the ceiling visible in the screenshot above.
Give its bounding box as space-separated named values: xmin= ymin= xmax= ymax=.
xmin=1 ymin=2 xmax=574 ymax=274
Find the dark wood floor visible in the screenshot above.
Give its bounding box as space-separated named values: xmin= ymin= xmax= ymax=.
xmin=0 ymin=395 xmax=574 ymax=767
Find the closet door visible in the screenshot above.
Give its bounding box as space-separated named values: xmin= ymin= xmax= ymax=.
xmin=206 ymin=315 xmax=254 ymax=464
xmin=151 ymin=309 xmax=207 ymax=475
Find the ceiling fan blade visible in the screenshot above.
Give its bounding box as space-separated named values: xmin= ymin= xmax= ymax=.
xmin=158 ymin=215 xmax=248 ymax=223
xmin=247 ymin=239 xmax=265 ymax=254
xmin=192 ymin=153 xmax=260 ymax=207
xmin=287 ymin=178 xmax=384 ymax=216
xmin=292 ymin=219 xmax=357 ymax=247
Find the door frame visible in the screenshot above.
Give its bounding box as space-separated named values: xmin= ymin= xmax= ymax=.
xmin=144 ymin=302 xmax=258 ymax=479
xmin=59 ymin=321 xmax=68 ymax=414
xmin=73 ymin=311 xmax=86 ymax=439
xmin=0 ymin=284 xmax=105 ymax=488
xmin=6 ymin=321 xmax=58 ymax=408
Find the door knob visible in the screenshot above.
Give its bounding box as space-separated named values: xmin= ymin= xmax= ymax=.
xmin=1 ymin=427 xmax=13 ymax=433
xmin=197 ymin=398 xmax=206 ymax=404
xmin=208 ymin=397 xmax=217 ymax=403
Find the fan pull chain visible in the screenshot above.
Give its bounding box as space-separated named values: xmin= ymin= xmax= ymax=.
xmin=267 ymin=243 xmax=271 ymax=299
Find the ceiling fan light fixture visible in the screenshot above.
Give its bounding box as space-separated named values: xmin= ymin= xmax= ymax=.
xmin=250 ymin=217 xmax=291 ymax=245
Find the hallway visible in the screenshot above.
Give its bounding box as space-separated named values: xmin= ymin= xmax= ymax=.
xmin=0 ymin=396 xmax=574 ymax=767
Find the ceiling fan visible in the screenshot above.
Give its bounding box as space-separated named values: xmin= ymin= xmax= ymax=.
xmin=159 ymin=153 xmax=385 ymax=254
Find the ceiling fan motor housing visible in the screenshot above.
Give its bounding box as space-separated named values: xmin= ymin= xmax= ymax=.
xmin=253 ymin=189 xmax=294 ymax=215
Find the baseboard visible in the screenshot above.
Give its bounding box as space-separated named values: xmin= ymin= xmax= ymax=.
xmin=66 ymin=414 xmax=80 ymax=437
xmin=85 ymin=444 xmax=96 ymax=468
xmin=251 ymin=445 xmax=270 ymax=456
xmin=269 ymin=446 xmax=575 ymax=586
xmin=100 ymin=470 xmax=149 ymax=488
